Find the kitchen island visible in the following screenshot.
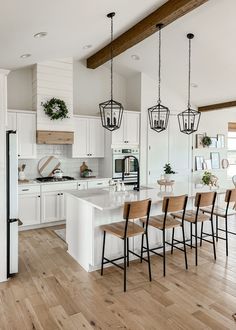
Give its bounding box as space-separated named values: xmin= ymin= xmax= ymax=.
xmin=65 ymin=183 xmax=231 ymax=272
xmin=65 ymin=184 xmax=196 ymax=272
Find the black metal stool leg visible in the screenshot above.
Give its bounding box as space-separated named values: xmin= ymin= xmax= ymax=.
xmin=127 ymin=238 xmax=129 ymax=267
xmin=216 ymin=215 xmax=219 ymax=242
xmin=124 ymin=238 xmax=127 ymax=292
xmin=200 ymin=222 xmax=203 ymax=247
xmin=190 ymin=223 xmax=193 ymax=248
xmin=225 ymin=218 xmax=228 ymax=257
xmin=211 ymin=218 xmax=216 ymax=260
xmin=182 ymin=223 xmax=188 ymax=270
xmin=195 ymin=223 xmax=198 ymax=266
xmin=141 ymin=222 xmax=145 ymax=263
xmin=171 ymin=228 xmax=175 ymax=254
xmin=101 ymin=231 xmax=106 ymax=276
xmin=146 ymin=232 xmax=152 ymax=281
xmin=163 ymin=229 xmax=166 ymax=276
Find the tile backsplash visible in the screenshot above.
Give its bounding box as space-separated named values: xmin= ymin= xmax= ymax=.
xmin=19 ymin=144 xmax=100 ymax=179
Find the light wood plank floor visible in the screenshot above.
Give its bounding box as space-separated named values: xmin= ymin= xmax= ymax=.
xmin=1 ymin=220 xmax=236 ymax=330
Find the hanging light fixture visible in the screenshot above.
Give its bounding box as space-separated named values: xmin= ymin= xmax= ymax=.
xmin=99 ymin=12 xmax=123 ymax=131
xmin=148 ymin=24 xmax=170 ymax=133
xmin=178 ymin=33 xmax=201 ymax=135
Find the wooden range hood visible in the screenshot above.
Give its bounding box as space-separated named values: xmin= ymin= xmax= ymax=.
xmin=36 ymin=130 xmax=74 ymax=145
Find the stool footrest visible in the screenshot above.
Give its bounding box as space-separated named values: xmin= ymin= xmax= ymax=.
xmin=103 ymin=257 xmax=124 ymax=270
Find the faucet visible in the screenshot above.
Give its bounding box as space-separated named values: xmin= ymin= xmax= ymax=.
xmin=122 ymin=155 xmax=140 ymax=191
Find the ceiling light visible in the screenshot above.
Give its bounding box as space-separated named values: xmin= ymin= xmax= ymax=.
xmin=34 ymin=32 xmax=48 ymax=39
xmin=83 ymin=44 xmax=92 ymax=50
xmin=20 ymin=54 xmax=31 ymax=59
xmin=131 ymin=54 xmax=140 ymax=61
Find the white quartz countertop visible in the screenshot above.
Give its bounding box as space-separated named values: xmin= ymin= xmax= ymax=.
xmin=66 ymin=183 xmax=233 ymax=211
xmin=18 ymin=177 xmax=111 ymax=186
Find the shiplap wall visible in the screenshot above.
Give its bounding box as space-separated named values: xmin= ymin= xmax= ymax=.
xmin=33 ymin=58 xmax=74 ymax=131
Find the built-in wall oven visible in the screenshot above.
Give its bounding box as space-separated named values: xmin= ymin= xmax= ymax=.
xmin=112 ymin=148 xmax=139 ymax=183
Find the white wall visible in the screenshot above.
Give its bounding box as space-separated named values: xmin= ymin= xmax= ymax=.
xmin=0 ymin=69 xmax=9 ymax=282
xmin=140 ymin=72 xmax=192 ymax=185
xmin=126 ymin=73 xmax=141 ymax=111
xmin=7 ymin=67 xmax=33 ymax=111
xmin=73 ymin=60 xmax=127 ymax=116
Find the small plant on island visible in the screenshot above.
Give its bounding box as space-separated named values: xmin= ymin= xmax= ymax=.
xmin=202 ymin=135 xmax=212 ymax=147
xmin=163 ymin=163 xmax=176 ymax=174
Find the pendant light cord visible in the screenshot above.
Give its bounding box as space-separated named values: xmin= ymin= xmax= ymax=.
xmin=188 ymin=37 xmax=192 ymax=109
xmin=110 ymin=15 xmax=114 ymax=101
xmin=158 ymin=25 xmax=161 ymax=104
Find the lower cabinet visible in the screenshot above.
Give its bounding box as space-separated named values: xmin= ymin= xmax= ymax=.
xmin=18 ymin=193 xmax=41 ymax=226
xmin=19 ymin=179 xmax=110 ymax=228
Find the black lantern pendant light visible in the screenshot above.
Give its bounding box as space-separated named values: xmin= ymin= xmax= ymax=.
xmin=178 ymin=33 xmax=201 ymax=135
xmin=99 ymin=12 xmax=123 ymax=131
xmin=148 ymin=24 xmax=170 ymax=133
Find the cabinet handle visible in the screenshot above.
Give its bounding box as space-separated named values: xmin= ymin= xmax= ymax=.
xmin=78 ymin=184 xmax=81 ymax=186
xmin=22 ymin=189 xmax=29 ymax=191
xmin=38 ymin=195 xmax=40 ymax=198
xmin=57 ymin=193 xmax=60 ymax=196
xmin=61 ymin=193 xmax=63 ymax=195
xmin=97 ymin=183 xmax=103 ymax=185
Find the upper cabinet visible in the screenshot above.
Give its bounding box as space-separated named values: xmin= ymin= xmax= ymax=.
xmin=112 ymin=111 xmax=140 ymax=147
xmin=72 ymin=116 xmax=104 ymax=158
xmin=7 ymin=110 xmax=37 ymax=159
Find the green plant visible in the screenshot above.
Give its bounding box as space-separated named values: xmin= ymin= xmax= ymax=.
xmin=163 ymin=163 xmax=176 ymax=174
xmin=202 ymin=171 xmax=212 ymax=185
xmin=202 ymin=135 xmax=212 ymax=147
xmin=42 ymin=98 xmax=69 ymax=120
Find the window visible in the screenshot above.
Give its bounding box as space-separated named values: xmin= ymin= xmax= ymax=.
xmin=227 ymin=131 xmax=236 ymax=176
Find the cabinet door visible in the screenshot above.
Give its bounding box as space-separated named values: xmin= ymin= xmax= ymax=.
xmin=7 ymin=112 xmax=17 ymax=131
xmin=125 ymin=112 xmax=140 ymax=145
xmin=18 ymin=194 xmax=40 ymax=226
xmin=89 ymin=118 xmax=104 ymax=157
xmin=111 ymin=111 xmax=125 ymax=146
xmin=41 ymin=192 xmax=60 ymax=223
xmin=72 ymin=117 xmax=89 ymax=158
xmin=17 ymin=113 xmax=36 ymax=159
xmin=87 ymin=180 xmax=109 ymax=189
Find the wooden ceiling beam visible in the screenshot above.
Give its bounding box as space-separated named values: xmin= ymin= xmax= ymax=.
xmin=198 ymin=101 xmax=236 ymax=112
xmin=87 ymin=0 xmax=209 ymax=69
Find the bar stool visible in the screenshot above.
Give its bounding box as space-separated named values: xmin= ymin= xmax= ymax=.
xmin=100 ymin=199 xmax=152 ymax=292
xmin=201 ymin=188 xmax=236 ymax=256
xmin=172 ymin=191 xmax=217 ymax=266
xmin=140 ymin=195 xmax=188 ymax=276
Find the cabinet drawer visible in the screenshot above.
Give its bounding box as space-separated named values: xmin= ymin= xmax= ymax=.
xmin=77 ymin=181 xmax=88 ymax=190
xmin=87 ymin=180 xmax=109 ymax=189
xmin=18 ymin=185 xmax=40 ymax=195
xmin=41 ymin=182 xmax=78 ymax=192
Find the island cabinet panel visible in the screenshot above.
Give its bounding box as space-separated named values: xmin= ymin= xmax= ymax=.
xmin=72 ymin=116 xmax=104 ymax=158
xmin=7 ymin=111 xmax=37 ymax=159
xmin=112 ymin=111 xmax=140 ymax=147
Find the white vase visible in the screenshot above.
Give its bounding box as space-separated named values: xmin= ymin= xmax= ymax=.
xmin=164 ymin=174 xmax=172 ymax=182
xmin=19 ymin=171 xmax=26 ymax=181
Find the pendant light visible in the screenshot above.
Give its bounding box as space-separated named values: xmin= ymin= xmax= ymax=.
xmin=99 ymin=12 xmax=124 ymax=131
xmin=148 ymin=24 xmax=170 ymax=133
xmin=178 ymin=33 xmax=201 ymax=134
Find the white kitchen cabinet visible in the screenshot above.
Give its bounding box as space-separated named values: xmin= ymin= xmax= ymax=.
xmin=87 ymin=179 xmax=110 ymax=189
xmin=112 ymin=111 xmax=140 ymax=147
xmin=72 ymin=116 xmax=104 ymax=158
xmin=18 ymin=185 xmax=41 ymax=227
xmin=7 ymin=110 xmax=36 ymax=159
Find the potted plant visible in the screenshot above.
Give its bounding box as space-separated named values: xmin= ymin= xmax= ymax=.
xmin=163 ymin=163 xmax=176 ymax=182
xmin=202 ymin=135 xmax=212 ymax=148
xmin=202 ymin=171 xmax=218 ymax=189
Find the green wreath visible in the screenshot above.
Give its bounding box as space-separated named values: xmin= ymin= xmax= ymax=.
xmin=42 ymin=98 xmax=69 ymax=120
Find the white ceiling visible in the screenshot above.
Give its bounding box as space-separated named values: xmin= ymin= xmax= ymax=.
xmin=1 ymin=0 xmax=236 ymax=107
xmin=0 ymin=0 xmax=165 ymax=69
xmin=115 ymin=0 xmax=236 ymax=107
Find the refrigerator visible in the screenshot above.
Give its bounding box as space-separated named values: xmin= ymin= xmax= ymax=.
xmin=6 ymin=130 xmax=19 ymax=277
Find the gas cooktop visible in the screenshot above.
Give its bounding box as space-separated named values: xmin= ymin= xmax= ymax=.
xmin=36 ymin=176 xmax=75 ymax=183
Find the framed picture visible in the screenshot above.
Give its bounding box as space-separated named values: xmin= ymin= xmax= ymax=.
xmin=196 ymin=134 xmax=204 ymax=148
xmin=209 ymin=137 xmax=217 ymax=148
xmin=195 ymin=156 xmax=204 ymax=171
xmin=211 ymin=152 xmax=220 ymax=169
xmin=217 ymin=134 xmax=225 ymax=148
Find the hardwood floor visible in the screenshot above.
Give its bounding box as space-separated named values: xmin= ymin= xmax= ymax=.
xmin=1 ymin=220 xmax=236 ymax=330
